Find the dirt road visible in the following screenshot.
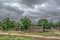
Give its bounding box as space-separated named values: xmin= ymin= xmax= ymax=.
xmin=0 ymin=32 xmax=60 ymax=40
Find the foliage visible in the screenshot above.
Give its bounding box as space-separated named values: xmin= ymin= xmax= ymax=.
xmin=18 ymin=16 xmax=31 ymax=31
xmin=38 ymin=19 xmax=48 ymax=26
xmin=0 ymin=17 xmax=15 ymax=31
xmin=38 ymin=19 xmax=52 ymax=31
xmin=0 ymin=16 xmax=58 ymax=32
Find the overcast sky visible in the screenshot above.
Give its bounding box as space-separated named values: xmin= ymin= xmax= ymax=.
xmin=0 ymin=0 xmax=60 ymax=22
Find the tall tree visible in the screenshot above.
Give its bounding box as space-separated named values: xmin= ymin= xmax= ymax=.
xmin=0 ymin=17 xmax=15 ymax=31
xmin=18 ymin=16 xmax=31 ymax=32
xmin=38 ymin=19 xmax=52 ymax=32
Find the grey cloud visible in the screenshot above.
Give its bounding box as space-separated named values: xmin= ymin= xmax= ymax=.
xmin=0 ymin=0 xmax=60 ymax=23
xmin=18 ymin=0 xmax=46 ymax=8
xmin=55 ymin=0 xmax=60 ymax=5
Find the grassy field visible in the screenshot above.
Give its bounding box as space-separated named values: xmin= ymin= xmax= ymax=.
xmin=2 ymin=31 xmax=60 ymax=37
xmin=0 ymin=37 xmax=37 ymax=40
xmin=28 ymin=32 xmax=60 ymax=37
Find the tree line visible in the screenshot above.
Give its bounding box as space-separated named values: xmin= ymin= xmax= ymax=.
xmin=0 ymin=16 xmax=60 ymax=32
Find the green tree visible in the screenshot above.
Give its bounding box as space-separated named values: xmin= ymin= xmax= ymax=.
xmin=0 ymin=17 xmax=15 ymax=31
xmin=19 ymin=16 xmax=31 ymax=32
xmin=38 ymin=19 xmax=52 ymax=32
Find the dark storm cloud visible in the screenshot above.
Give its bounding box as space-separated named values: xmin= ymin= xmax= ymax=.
xmin=0 ymin=0 xmax=24 ymax=21
xmin=18 ymin=0 xmax=48 ymax=8
xmin=0 ymin=0 xmax=60 ymax=22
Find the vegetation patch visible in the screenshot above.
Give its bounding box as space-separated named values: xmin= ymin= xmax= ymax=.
xmin=0 ymin=37 xmax=37 ymax=40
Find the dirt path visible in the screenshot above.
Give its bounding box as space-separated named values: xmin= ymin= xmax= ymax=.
xmin=0 ymin=32 xmax=60 ymax=40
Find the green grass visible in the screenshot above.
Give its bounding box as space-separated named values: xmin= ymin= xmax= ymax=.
xmin=28 ymin=32 xmax=60 ymax=37
xmin=0 ymin=37 xmax=37 ymax=40
xmin=7 ymin=31 xmax=60 ymax=37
